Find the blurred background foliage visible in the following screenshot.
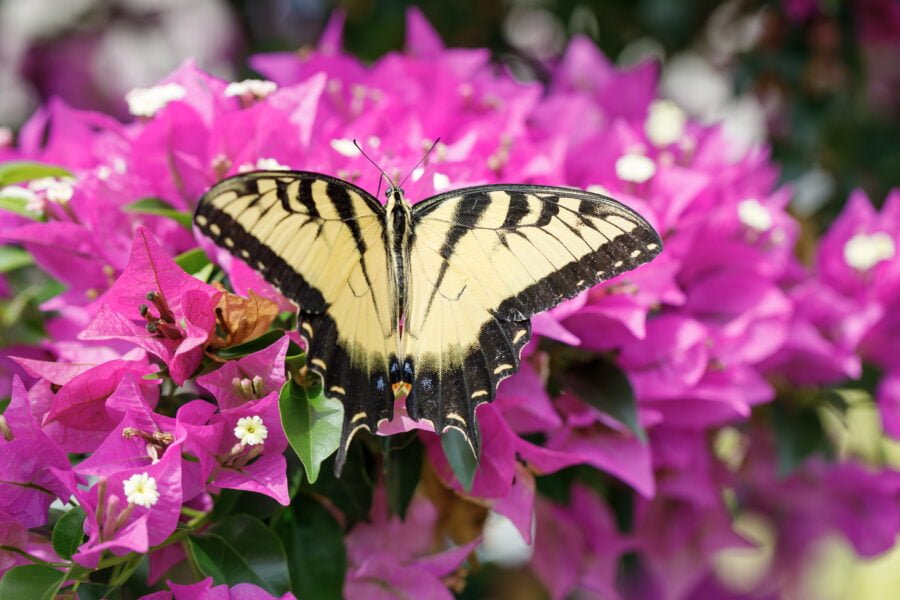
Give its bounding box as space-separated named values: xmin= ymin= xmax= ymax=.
xmin=2 ymin=0 xmax=898 ymax=232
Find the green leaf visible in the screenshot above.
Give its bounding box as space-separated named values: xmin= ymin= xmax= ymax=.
xmin=175 ymin=247 xmax=211 ymax=275
xmin=0 ymin=195 xmax=42 ymax=220
xmin=385 ymin=433 xmax=423 ymax=519
xmin=190 ymin=538 xmax=228 ymax=585
xmin=189 ymin=514 xmax=291 ymax=596
xmin=772 ymin=403 xmax=832 ymax=477
xmin=560 ymin=356 xmax=646 ymax=443
xmin=123 ymin=197 xmax=193 ymax=229
xmin=273 ymin=495 xmax=346 ymax=599
xmin=211 ymin=488 xmax=285 ymax=522
xmin=51 ymin=506 xmax=86 ymax=560
xmin=0 ymin=246 xmax=34 ymax=272
xmin=279 ymin=379 xmax=343 ymax=484
xmin=0 ymin=564 xmax=66 ymax=600
xmin=0 ymin=161 xmax=72 ymax=186
xmin=441 ymin=428 xmax=478 ymax=492
xmin=301 ymin=444 xmax=375 ymax=526
xmin=216 ymin=329 xmax=286 ymax=360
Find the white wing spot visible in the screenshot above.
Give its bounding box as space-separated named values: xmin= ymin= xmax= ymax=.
xmin=512 ymin=329 xmax=527 ymax=344
xmin=209 ymin=223 xmax=222 ymax=236
xmin=446 ymin=413 xmax=467 ymax=425
xmin=240 ymin=248 xmax=251 ymax=258
xmin=311 ymin=358 xmax=327 ymax=370
xmin=647 ymin=243 xmax=659 ymax=251
xmin=421 ymin=377 xmax=433 ymax=391
xmin=195 ymin=214 xmax=208 ymax=226
xmin=224 ymin=237 xmax=235 ymax=248
xmin=330 ymin=385 xmax=347 ymax=395
xmin=351 ymin=411 xmax=367 ymax=423
xmin=630 ymin=249 xmax=641 ymax=258
xmin=614 ymin=260 xmax=624 ymax=268
xmin=471 ymin=390 xmax=489 ymax=399
xmin=493 ymin=364 xmax=513 ymax=374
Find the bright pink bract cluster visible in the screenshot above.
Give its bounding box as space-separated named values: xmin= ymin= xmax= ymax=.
xmin=2 ymin=9 xmax=900 ymax=600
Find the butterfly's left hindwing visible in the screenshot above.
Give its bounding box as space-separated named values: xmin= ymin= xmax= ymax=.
xmin=194 ymin=171 xmax=398 ymax=470
xmin=404 ymin=185 xmax=662 ymax=448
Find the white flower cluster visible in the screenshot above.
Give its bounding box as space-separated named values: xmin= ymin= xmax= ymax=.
xmin=125 ymin=83 xmax=187 ymax=118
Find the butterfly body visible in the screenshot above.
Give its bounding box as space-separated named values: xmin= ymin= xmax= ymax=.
xmin=194 ymin=171 xmax=662 ymax=472
xmin=384 ymin=188 xmax=414 ymax=328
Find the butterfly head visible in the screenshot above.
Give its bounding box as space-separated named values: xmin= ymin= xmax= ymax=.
xmin=386 ymin=185 xmax=405 ymax=201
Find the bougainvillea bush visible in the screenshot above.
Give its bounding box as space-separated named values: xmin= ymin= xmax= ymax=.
xmin=1 ymin=9 xmax=899 ymax=600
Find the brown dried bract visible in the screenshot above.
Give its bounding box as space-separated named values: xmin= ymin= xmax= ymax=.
xmin=208 ymin=284 xmax=280 ymax=350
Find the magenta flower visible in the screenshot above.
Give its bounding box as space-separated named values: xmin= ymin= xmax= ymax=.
xmin=735 ymin=434 xmax=900 ymax=594
xmin=0 ymin=509 xmax=59 ymax=579
xmin=196 ymin=336 xmax=289 ymax=409
xmin=60 ymin=441 xmax=184 ymax=568
xmin=82 ymin=227 xmax=222 ymax=384
xmin=816 ymin=190 xmax=900 ymax=304
xmin=345 ymin=488 xmax=479 ymax=600
xmin=141 ymin=577 xmax=296 ymax=600
xmin=0 ymin=377 xmax=73 ymax=527
xmin=175 ymin=394 xmax=289 ymax=506
xmin=544 ymin=394 xmax=655 ymax=498
xmin=530 ymin=485 xmax=630 ymax=600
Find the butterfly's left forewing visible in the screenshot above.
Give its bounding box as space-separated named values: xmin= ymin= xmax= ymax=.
xmin=404 ymin=185 xmax=662 ymax=448
xmin=195 ymin=171 xmax=398 ymax=470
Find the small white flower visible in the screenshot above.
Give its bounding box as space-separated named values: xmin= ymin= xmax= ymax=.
xmin=367 ymin=136 xmax=381 ymax=148
xmin=0 ymin=127 xmax=12 ymax=147
xmin=125 ymin=83 xmax=187 ymax=118
xmin=586 ymin=184 xmax=611 ymax=195
xmin=432 ymin=172 xmax=451 ymax=191
xmin=256 ymin=157 xmax=290 ymax=171
xmin=737 ymin=198 xmax=773 ymax=232
xmin=225 ymin=79 xmax=278 ymax=99
xmin=615 ymin=152 xmax=656 ymax=183
xmin=410 ymin=167 xmax=425 ymax=182
xmin=238 ymin=157 xmax=291 ymax=173
xmin=844 ymin=232 xmax=895 ymax=271
xmin=123 ymin=472 xmax=160 ymax=508
xmin=645 ymin=99 xmax=687 ymax=147
xmin=330 ymin=138 xmax=361 ymax=157
xmin=477 ymin=511 xmax=533 ymax=567
xmin=234 ymin=415 xmax=268 ymax=446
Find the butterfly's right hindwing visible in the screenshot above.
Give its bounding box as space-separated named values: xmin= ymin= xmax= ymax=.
xmin=194 ymin=171 xmax=397 ymax=470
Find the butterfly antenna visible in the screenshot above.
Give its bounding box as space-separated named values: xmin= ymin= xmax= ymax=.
xmin=353 ymin=139 xmax=392 ymax=194
xmin=399 ymin=138 xmax=441 ymax=189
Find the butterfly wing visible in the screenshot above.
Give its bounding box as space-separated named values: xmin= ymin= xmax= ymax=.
xmin=405 ymin=184 xmax=662 ymax=448
xmin=194 ymin=172 xmax=398 ymax=468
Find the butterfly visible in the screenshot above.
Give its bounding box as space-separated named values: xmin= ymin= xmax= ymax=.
xmin=194 ymin=169 xmax=662 ymax=472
